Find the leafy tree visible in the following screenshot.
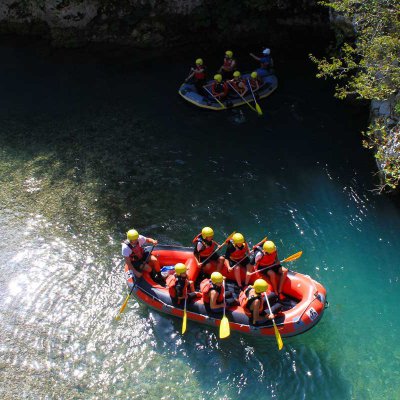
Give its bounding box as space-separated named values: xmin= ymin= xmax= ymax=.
xmin=310 ymin=0 xmax=400 ymax=191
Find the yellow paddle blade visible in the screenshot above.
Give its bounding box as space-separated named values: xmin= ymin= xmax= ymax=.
xmin=273 ymin=320 xmax=284 ymax=350
xmin=282 ymin=251 xmax=303 ymax=263
xmin=255 ymin=102 xmax=263 ymax=116
xmin=219 ymin=315 xmax=230 ymax=339
xmin=182 ymin=308 xmax=187 ymax=334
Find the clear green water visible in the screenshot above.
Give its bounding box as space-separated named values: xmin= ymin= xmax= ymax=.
xmin=0 ymin=39 xmax=400 ymax=399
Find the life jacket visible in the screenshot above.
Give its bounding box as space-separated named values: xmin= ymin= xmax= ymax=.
xmin=229 ymin=78 xmax=246 ymax=94
xmin=249 ymin=77 xmax=262 ymax=90
xmin=124 ymin=239 xmax=145 ymax=261
xmin=166 ymin=274 xmax=188 ymax=300
xmin=193 ymin=234 xmax=217 ymax=258
xmin=211 ymin=81 xmax=228 ymax=96
xmin=227 ymin=240 xmax=248 ymax=261
xmin=239 ymin=286 xmax=264 ymax=317
xmin=193 ymin=65 xmax=206 ymax=80
xmin=223 ymin=57 xmax=235 ymax=70
xmin=255 ymin=246 xmax=277 ymax=268
xmin=200 ymin=278 xmax=224 ymax=304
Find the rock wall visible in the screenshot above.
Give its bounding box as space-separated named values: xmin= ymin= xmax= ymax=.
xmin=0 ymin=0 xmax=329 ymax=47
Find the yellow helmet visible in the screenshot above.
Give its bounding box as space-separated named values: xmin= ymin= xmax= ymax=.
xmin=174 ymin=263 xmax=187 ymax=275
xmin=213 ymin=74 xmax=222 ymax=82
xmin=263 ymin=240 xmax=276 ymax=254
xmin=211 ymin=271 xmax=224 ymax=284
xmin=225 ymin=50 xmax=233 ymax=58
xmin=233 ymin=71 xmax=241 ymax=78
xmin=195 ymin=58 xmax=203 ymax=65
xmin=232 ymin=232 xmax=245 ymax=245
xmin=254 ymin=278 xmax=268 ymax=294
xmin=127 ymin=229 xmax=139 ymax=241
xmin=251 ymin=71 xmax=258 ymax=78
xmin=201 ymin=226 xmax=214 ymax=239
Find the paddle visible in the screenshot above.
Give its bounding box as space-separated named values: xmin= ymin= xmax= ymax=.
xmin=247 ymin=78 xmax=263 ymax=116
xmin=249 ymin=251 xmax=303 ymax=276
xmin=182 ymin=296 xmax=187 ymax=334
xmin=115 ymin=244 xmax=156 ymax=320
xmin=203 ymin=85 xmax=226 ymax=109
xmin=230 ymin=236 xmax=268 ymax=270
xmin=199 ymin=231 xmax=236 ymax=266
xmin=219 ymin=279 xmax=230 ymax=339
xmin=264 ymin=292 xmax=284 ymax=350
xmin=227 ymin=81 xmax=257 ymax=113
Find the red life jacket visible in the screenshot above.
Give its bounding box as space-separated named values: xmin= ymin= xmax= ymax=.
xmin=229 ymin=78 xmax=246 ymax=94
xmin=200 ymin=279 xmax=224 ymax=304
xmin=239 ymin=287 xmax=264 ymax=317
xmin=193 ymin=65 xmax=206 ymax=80
xmin=255 ymin=246 xmax=277 ymax=268
xmin=249 ymin=77 xmax=261 ymax=90
xmin=211 ymin=82 xmax=228 ymax=96
xmin=223 ymin=57 xmax=235 ymax=70
xmin=228 ymin=240 xmax=248 ymax=261
xmin=124 ymin=240 xmax=145 ymax=261
xmin=166 ymin=274 xmax=188 ymax=300
xmin=193 ymin=234 xmax=217 ymax=258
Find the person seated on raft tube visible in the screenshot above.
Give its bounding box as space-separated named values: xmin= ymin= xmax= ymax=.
xmin=253 ymin=240 xmax=288 ymax=299
xmin=228 ymin=71 xmax=248 ymax=97
xmin=224 ymin=232 xmax=253 ymax=289
xmin=166 ymin=263 xmax=201 ymax=304
xmin=248 ymin=71 xmax=263 ymax=92
xmin=218 ymin=50 xmax=237 ymax=80
xmin=249 ymin=47 xmax=273 ymax=77
xmin=193 ymin=226 xmax=225 ymax=274
xmin=122 ymin=229 xmax=161 ymax=280
xmin=239 ymin=279 xmax=281 ymax=325
xmin=200 ymin=272 xmax=236 ymax=312
xmin=211 ymin=74 xmax=229 ymax=100
xmin=185 ymin=58 xmax=207 ymax=94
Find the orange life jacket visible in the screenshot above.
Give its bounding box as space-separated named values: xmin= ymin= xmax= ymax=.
xmin=227 ymin=240 xmax=248 ymax=261
xmin=249 ymin=77 xmax=261 ymax=90
xmin=166 ymin=274 xmax=188 ymax=300
xmin=239 ymin=287 xmax=264 ymax=317
xmin=200 ymin=278 xmax=224 ymax=304
xmin=229 ymin=78 xmax=246 ymax=94
xmin=193 ymin=234 xmax=217 ymax=258
xmin=124 ymin=240 xmax=145 ymax=261
xmin=255 ymin=246 xmax=277 ymax=268
xmin=223 ymin=57 xmax=235 ymax=70
xmin=193 ymin=65 xmax=206 ymax=80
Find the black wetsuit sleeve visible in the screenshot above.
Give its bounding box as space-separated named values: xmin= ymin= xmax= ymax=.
xmin=225 ymin=242 xmax=235 ymax=259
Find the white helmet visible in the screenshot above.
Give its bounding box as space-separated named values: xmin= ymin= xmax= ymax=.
xmin=262 ymin=48 xmax=270 ymax=55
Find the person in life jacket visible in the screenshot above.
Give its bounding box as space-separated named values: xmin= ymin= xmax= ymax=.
xmin=253 ymin=240 xmax=288 ymax=298
xmin=249 ymin=47 xmax=273 ymax=77
xmin=211 ymin=74 xmax=229 ymax=100
xmin=166 ymin=263 xmax=201 ymax=304
xmin=224 ymin=232 xmax=252 ymax=289
xmin=200 ymin=272 xmax=236 ymax=312
xmin=228 ymin=71 xmax=248 ymax=97
xmin=218 ymin=50 xmax=237 ymax=79
xmin=121 ymin=229 xmax=161 ymax=280
xmin=248 ymin=71 xmax=263 ymax=92
xmin=185 ymin=58 xmax=207 ymax=94
xmin=239 ymin=279 xmax=280 ymax=325
xmin=193 ymin=226 xmax=224 ymax=275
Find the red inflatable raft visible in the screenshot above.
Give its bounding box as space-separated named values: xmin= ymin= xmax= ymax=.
xmin=125 ymin=245 xmax=327 ymax=338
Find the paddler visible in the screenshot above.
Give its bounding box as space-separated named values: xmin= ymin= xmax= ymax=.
xmin=200 ymin=272 xmax=237 ymax=312
xmin=228 ymin=71 xmax=248 ymax=97
xmin=122 ymin=229 xmax=161 ymax=280
xmin=193 ymin=226 xmax=225 ymax=274
xmin=218 ymin=50 xmax=237 ymax=79
xmin=211 ymin=74 xmax=229 ymax=100
xmin=253 ymin=240 xmax=288 ymax=298
xmin=224 ymin=232 xmax=252 ymax=289
xmin=166 ymin=263 xmax=201 ymax=304
xmin=239 ymin=279 xmax=281 ymax=325
xmin=249 ymin=47 xmax=273 ymax=77
xmin=248 ymin=71 xmax=263 ymax=92
xmin=185 ymin=58 xmax=207 ymax=94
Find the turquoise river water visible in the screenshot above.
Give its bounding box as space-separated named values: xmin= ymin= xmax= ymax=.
xmin=0 ymin=38 xmax=400 ymax=399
